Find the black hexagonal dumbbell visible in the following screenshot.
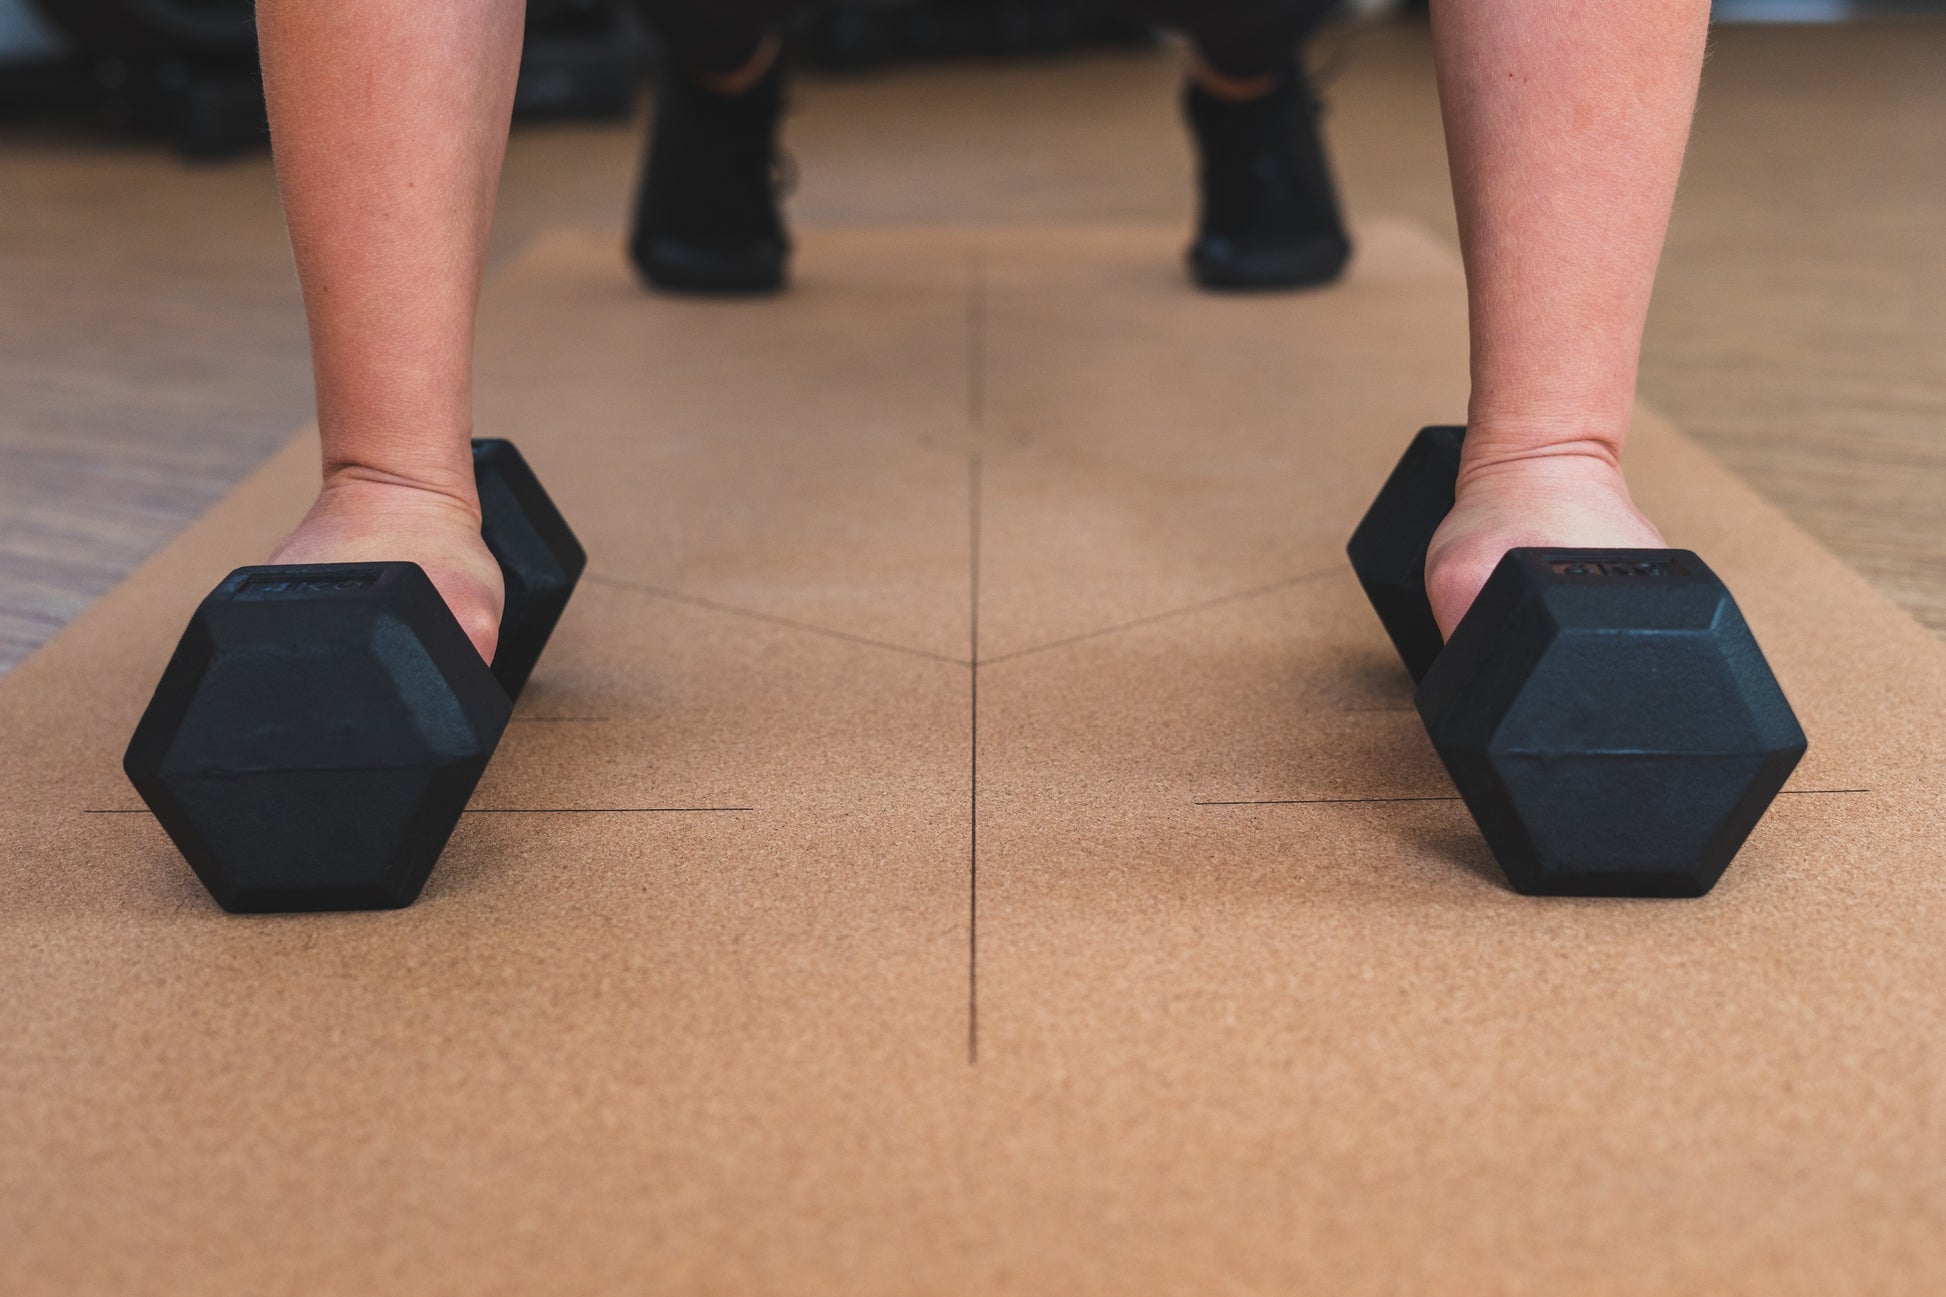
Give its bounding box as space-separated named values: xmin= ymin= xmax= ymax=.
xmin=1346 ymin=424 xmax=1463 ymax=684
xmin=1347 ymin=425 xmax=1807 ymax=897
xmin=123 ymin=439 xmax=586 ymax=913
xmin=472 ymin=438 xmax=588 ymax=701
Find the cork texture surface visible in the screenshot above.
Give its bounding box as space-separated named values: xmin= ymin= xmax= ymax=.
xmin=3 ymin=222 xmax=1943 ymax=1294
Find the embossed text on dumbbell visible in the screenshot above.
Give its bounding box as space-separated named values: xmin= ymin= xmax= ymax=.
xmin=1548 ymin=557 xmax=1692 ymax=579
xmin=239 ymin=571 xmax=383 ymax=597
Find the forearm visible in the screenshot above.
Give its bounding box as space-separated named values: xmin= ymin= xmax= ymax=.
xmin=1430 ymin=0 xmax=1708 ymax=472
xmin=259 ymin=0 xmax=526 ymax=505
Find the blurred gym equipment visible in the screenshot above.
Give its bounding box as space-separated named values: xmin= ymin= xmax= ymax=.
xmin=801 ymin=0 xmax=1155 ymax=72
xmin=0 ymin=0 xmax=648 ymax=157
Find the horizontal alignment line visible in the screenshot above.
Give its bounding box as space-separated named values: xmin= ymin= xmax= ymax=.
xmin=93 ymin=790 xmax=1865 ymax=817
xmin=1196 ymin=795 xmax=1463 ymax=807
xmin=1197 ymin=787 xmax=1872 ymax=808
xmin=85 ymin=806 xmax=755 ymax=815
xmin=464 ymin=806 xmax=753 ymax=814
xmin=584 ymin=571 xmax=967 ymax=667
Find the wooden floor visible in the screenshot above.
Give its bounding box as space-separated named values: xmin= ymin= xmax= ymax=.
xmin=2 ymin=19 xmax=1943 ymax=673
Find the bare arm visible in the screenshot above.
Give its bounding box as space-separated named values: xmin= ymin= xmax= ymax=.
xmin=1433 ymin=0 xmax=1707 ymax=469
xmin=257 ymin=0 xmax=527 ymax=657
xmin=1424 ymin=0 xmax=1709 ymax=630
xmin=261 ymin=0 xmax=524 ymax=498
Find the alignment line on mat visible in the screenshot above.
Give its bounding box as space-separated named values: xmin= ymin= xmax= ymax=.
xmin=1196 ymin=795 xmax=1465 ymax=807
xmin=80 ymin=806 xmax=756 ymax=816
xmin=584 ymin=572 xmax=965 ymax=666
xmin=464 ymin=807 xmax=754 ymax=814
xmin=979 ymin=566 xmax=1340 ymax=667
xmin=1196 ymin=788 xmax=1872 ymax=808
xmin=968 ymin=449 xmax=983 ymax=1067
xmin=967 ymin=249 xmax=986 ymax=435
xmin=966 ymin=247 xmax=986 ymax=1067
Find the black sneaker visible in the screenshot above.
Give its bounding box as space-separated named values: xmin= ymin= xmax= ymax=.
xmin=1184 ymin=63 xmax=1351 ymax=292
xmin=628 ymin=58 xmax=790 ymax=295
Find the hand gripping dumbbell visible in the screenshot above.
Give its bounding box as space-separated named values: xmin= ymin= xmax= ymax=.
xmin=1346 ymin=426 xmax=1807 ymax=897
xmin=123 ymin=440 xmax=587 ymax=913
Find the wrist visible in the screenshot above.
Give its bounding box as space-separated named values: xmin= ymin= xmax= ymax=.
xmin=1463 ymin=390 xmax=1631 ymax=454
xmin=316 ymin=414 xmax=478 ymax=509
xmin=1457 ymin=406 xmax=1634 ymax=496
xmin=317 ymin=460 xmax=482 ymax=525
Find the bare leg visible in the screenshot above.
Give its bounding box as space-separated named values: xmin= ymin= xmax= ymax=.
xmin=1424 ymin=0 xmax=1709 ymax=635
xmin=257 ymin=0 xmax=526 ymax=662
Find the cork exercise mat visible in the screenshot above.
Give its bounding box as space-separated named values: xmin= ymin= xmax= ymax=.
xmin=4 ymin=222 xmax=1944 ymax=1294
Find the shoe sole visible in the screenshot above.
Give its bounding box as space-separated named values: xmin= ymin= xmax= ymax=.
xmin=1190 ymin=238 xmax=1352 ymax=292
xmin=632 ymin=237 xmax=789 ymax=296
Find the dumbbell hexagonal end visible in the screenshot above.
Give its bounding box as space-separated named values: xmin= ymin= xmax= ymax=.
xmin=122 ymin=564 xmax=512 ymax=912
xmin=1417 ymin=549 xmax=1807 ymax=897
xmin=473 ymin=439 xmax=588 ymax=703
xmin=1347 ymin=425 xmax=1465 ymax=683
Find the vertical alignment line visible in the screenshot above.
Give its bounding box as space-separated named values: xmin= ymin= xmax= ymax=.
xmin=966 ymin=249 xmax=986 ymax=1067
xmin=968 ymin=452 xmax=982 ymax=1066
xmin=967 ymin=250 xmax=986 ymax=435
